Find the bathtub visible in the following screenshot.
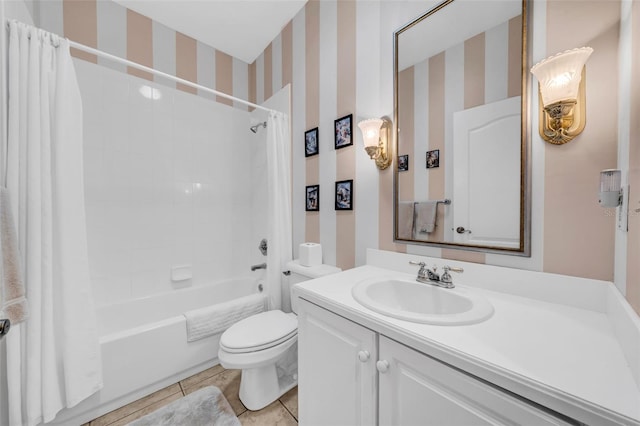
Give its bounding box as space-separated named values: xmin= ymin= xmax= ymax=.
xmin=50 ymin=277 xmax=263 ymax=425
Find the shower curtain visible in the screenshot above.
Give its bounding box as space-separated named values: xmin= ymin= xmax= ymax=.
xmin=266 ymin=112 xmax=293 ymax=311
xmin=4 ymin=21 xmax=102 ymax=425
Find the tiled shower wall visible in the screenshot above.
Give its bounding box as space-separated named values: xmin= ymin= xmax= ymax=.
xmin=75 ymin=59 xmax=254 ymax=306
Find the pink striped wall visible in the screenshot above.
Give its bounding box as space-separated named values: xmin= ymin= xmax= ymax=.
xmin=45 ymin=0 xmax=638 ymax=314
xmin=544 ymin=1 xmax=619 ymax=282
xmin=52 ymin=0 xmax=249 ymax=109
xmin=250 ymin=0 xmax=637 ymax=313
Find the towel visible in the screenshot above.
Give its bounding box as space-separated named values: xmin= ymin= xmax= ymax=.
xmin=184 ymin=293 xmax=266 ymax=342
xmin=397 ymin=202 xmax=415 ymax=240
xmin=0 ymin=188 xmax=28 ymax=324
xmin=413 ymin=201 xmax=438 ymax=240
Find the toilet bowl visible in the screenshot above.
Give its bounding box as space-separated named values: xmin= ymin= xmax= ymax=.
xmin=218 ymin=260 xmax=340 ymax=411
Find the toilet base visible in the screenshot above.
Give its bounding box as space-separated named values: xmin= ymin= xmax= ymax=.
xmin=238 ymin=342 xmax=298 ymax=411
xmin=239 ymin=366 xmax=297 ymax=411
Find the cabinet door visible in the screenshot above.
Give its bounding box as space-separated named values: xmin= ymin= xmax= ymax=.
xmin=298 ymin=299 xmax=377 ymax=426
xmin=378 ymin=336 xmax=573 ymax=426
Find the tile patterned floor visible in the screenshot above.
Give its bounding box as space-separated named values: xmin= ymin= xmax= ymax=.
xmin=86 ymin=366 xmax=298 ymax=425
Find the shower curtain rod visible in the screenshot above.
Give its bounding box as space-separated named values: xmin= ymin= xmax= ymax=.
xmin=4 ymin=20 xmax=275 ymax=114
xmin=66 ymin=40 xmax=276 ymax=113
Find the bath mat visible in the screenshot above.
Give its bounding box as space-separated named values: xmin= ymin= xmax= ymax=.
xmin=127 ymin=386 xmax=240 ymax=426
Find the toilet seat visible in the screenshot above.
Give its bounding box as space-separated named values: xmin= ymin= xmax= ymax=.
xmin=220 ymin=310 xmax=297 ymax=354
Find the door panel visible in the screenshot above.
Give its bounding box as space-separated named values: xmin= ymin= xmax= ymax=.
xmin=453 ymin=96 xmax=521 ymax=248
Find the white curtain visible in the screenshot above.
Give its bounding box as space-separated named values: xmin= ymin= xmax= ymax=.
xmin=266 ymin=112 xmax=293 ymax=311
xmin=5 ymin=21 xmax=102 ymax=425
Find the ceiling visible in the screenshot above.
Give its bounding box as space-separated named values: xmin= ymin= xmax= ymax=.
xmin=112 ymin=0 xmax=308 ymax=64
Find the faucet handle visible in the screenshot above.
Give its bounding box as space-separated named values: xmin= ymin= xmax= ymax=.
xmin=440 ymin=265 xmax=463 ymax=286
xmin=409 ymin=261 xmax=428 ymax=279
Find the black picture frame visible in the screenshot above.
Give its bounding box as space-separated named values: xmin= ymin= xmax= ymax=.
xmin=305 ymin=185 xmax=320 ymax=211
xmin=335 ymin=179 xmax=353 ymax=211
xmin=334 ymin=114 xmax=353 ymax=149
xmin=426 ymin=149 xmax=440 ymax=169
xmin=305 ymin=127 xmax=319 ymax=157
xmin=398 ymin=154 xmax=409 ymax=172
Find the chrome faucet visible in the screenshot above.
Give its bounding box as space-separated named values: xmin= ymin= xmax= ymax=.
xmin=408 ymin=261 xmax=463 ymax=289
xmin=250 ymin=263 xmax=267 ymax=271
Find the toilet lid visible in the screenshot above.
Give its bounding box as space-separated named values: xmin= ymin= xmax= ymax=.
xmin=220 ymin=310 xmax=297 ymax=354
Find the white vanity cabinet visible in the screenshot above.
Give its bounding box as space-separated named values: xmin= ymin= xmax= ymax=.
xmin=377 ymin=335 xmax=573 ymax=425
xmin=298 ymin=299 xmax=574 ymax=426
xmin=297 ymin=299 xmax=378 ymax=426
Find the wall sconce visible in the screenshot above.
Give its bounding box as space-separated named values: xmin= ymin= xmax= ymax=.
xmin=357 ymin=118 xmax=391 ymax=170
xmin=530 ymin=47 xmax=593 ymax=145
xmin=599 ymin=169 xmax=622 ymax=207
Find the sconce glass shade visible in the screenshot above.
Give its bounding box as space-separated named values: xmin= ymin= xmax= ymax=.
xmin=358 ymin=118 xmax=384 ymax=148
xmin=530 ymin=47 xmax=593 ymax=107
xmin=357 ymin=118 xmax=391 ymax=170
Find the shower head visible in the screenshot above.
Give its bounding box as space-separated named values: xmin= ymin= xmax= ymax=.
xmin=250 ymin=121 xmax=267 ymax=133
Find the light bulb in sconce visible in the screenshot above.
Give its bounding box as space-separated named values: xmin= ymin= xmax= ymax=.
xmin=599 ymin=169 xmax=622 ymax=207
xmin=357 ymin=118 xmax=391 ymax=170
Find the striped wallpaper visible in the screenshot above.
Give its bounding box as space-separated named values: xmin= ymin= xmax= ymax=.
xmin=35 ymin=0 xmax=249 ymax=109
xmin=249 ymin=0 xmax=638 ymax=314
xmin=31 ymin=0 xmax=638 ymax=314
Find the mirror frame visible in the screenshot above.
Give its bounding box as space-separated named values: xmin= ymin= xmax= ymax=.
xmin=392 ymin=0 xmax=531 ymax=256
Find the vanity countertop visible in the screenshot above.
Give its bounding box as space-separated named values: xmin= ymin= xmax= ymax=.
xmin=293 ymin=250 xmax=640 ymax=426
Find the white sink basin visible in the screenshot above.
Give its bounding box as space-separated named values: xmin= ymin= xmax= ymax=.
xmin=351 ymin=277 xmax=494 ymax=325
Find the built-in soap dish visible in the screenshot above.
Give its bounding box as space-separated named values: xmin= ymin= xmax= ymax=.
xmin=171 ymin=265 xmax=192 ymax=282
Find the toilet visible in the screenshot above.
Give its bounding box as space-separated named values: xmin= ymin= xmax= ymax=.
xmin=218 ymin=260 xmax=340 ymax=411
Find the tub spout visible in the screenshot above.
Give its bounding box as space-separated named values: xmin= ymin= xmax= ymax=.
xmin=250 ymin=263 xmax=267 ymax=271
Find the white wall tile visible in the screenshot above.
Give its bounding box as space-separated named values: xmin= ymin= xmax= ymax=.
xmin=77 ymin=59 xmax=254 ymax=306
xmin=131 ymin=269 xmax=171 ymax=299
xmin=92 ymin=276 xmax=132 ymax=306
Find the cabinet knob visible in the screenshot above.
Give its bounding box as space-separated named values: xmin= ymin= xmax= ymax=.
xmin=357 ymin=350 xmax=370 ymax=362
xmin=376 ymin=360 xmax=390 ymax=374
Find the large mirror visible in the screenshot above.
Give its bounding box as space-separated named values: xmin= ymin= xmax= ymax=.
xmin=394 ymin=0 xmax=530 ymax=255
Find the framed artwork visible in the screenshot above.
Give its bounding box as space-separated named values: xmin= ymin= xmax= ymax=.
xmin=306 ymin=185 xmax=319 ymax=211
xmin=335 ymin=179 xmax=353 ymax=211
xmin=305 ymin=127 xmax=319 ymax=157
xmin=334 ymin=114 xmax=353 ymax=149
xmin=426 ymin=149 xmax=440 ymax=169
xmin=398 ymin=154 xmax=409 ymax=172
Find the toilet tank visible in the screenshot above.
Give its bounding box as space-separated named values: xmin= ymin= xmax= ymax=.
xmin=285 ymin=260 xmax=341 ymax=314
